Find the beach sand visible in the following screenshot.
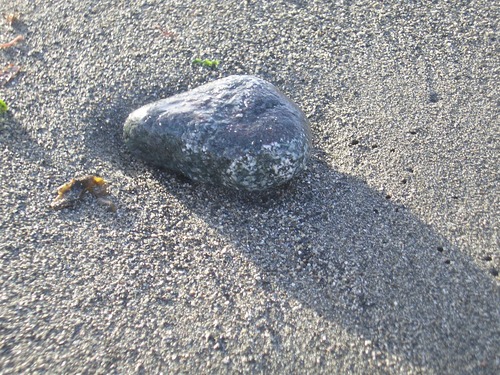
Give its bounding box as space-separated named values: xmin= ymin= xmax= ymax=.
xmin=1 ymin=0 xmax=498 ymax=373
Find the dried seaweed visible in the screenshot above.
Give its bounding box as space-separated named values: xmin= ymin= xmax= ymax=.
xmin=50 ymin=175 xmax=116 ymax=212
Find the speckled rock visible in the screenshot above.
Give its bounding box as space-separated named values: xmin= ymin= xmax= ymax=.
xmin=123 ymin=75 xmax=311 ymax=191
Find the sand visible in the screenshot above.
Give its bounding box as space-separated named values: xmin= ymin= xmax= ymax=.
xmin=1 ymin=0 xmax=498 ymax=373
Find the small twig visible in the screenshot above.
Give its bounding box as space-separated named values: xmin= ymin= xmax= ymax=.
xmin=0 ymin=64 xmax=21 ymax=86
xmin=154 ymin=25 xmax=176 ymax=38
xmin=0 ymin=35 xmax=24 ymax=49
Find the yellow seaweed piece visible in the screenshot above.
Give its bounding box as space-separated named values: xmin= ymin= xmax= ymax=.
xmin=51 ymin=175 xmax=115 ymax=211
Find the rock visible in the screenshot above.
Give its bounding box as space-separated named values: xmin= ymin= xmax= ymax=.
xmin=123 ymin=75 xmax=311 ymax=191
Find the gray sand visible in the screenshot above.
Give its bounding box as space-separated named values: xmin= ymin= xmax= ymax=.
xmin=1 ymin=1 xmax=498 ymax=374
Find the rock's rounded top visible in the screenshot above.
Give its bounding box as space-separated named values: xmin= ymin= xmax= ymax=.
xmin=124 ymin=75 xmax=311 ymax=191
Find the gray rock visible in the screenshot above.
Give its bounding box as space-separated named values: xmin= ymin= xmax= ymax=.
xmin=123 ymin=75 xmax=311 ymax=191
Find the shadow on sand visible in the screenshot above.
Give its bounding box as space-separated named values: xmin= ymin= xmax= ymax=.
xmin=82 ymin=90 xmax=499 ymax=374
xmin=165 ymin=156 xmax=499 ymax=373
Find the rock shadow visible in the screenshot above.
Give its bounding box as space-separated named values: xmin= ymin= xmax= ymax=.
xmin=166 ymin=156 xmax=500 ymax=373
xmin=80 ymin=85 xmax=498 ymax=373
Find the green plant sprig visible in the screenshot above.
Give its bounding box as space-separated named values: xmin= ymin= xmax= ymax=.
xmin=0 ymin=99 xmax=8 ymax=113
xmin=192 ymin=58 xmax=220 ymax=69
